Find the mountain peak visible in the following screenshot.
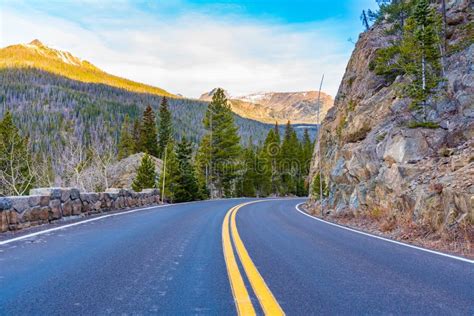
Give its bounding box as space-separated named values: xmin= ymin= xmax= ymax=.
xmin=0 ymin=41 xmax=174 ymax=97
xmin=29 ymin=39 xmax=44 ymax=47
xmin=199 ymin=87 xmax=231 ymax=101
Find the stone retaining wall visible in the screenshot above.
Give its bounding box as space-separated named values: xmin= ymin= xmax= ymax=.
xmin=0 ymin=188 xmax=161 ymax=233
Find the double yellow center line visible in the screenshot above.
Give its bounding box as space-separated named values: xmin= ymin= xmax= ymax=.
xmin=222 ymin=201 xmax=285 ymax=316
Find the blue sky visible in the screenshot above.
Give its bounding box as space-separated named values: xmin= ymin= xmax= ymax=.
xmin=0 ymin=0 xmax=378 ymax=97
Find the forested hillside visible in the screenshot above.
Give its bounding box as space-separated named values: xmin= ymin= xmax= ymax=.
xmin=0 ymin=40 xmax=174 ymax=97
xmin=0 ymin=68 xmax=278 ymax=181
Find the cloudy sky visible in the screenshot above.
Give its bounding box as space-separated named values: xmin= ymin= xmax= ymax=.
xmin=0 ymin=0 xmax=377 ymax=98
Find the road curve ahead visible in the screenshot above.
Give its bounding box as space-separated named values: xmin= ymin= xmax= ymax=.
xmin=0 ymin=198 xmax=473 ymax=315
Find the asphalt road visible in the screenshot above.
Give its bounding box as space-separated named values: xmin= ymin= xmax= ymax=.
xmin=0 ymin=198 xmax=472 ymax=315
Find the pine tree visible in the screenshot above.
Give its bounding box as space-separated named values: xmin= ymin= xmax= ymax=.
xmin=138 ymin=105 xmax=159 ymax=157
xmin=407 ymin=0 xmax=442 ymax=113
xmin=173 ymin=137 xmax=200 ymax=202
xmin=312 ymin=173 xmax=329 ymax=200
xmin=274 ymin=122 xmax=281 ymax=144
xmin=238 ymin=144 xmax=258 ymax=197
xmin=373 ymin=0 xmax=442 ymax=115
xmin=0 ymin=111 xmax=36 ymax=196
xmin=159 ymin=142 xmax=180 ymax=202
xmin=117 ymin=114 xmax=134 ymax=160
xmin=131 ymin=153 xmax=157 ymax=192
xmin=195 ymin=135 xmax=211 ymax=199
xmin=301 ymin=129 xmax=313 ymax=176
xmin=260 ymin=127 xmax=279 ymax=196
xmin=279 ymin=121 xmax=299 ymax=195
xmin=202 ymin=88 xmax=241 ymax=197
xmin=132 ymin=118 xmax=141 ymax=154
xmin=157 ymin=97 xmax=173 ymax=158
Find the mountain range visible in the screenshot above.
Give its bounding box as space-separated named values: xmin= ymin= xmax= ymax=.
xmin=0 ymin=40 xmax=320 ymax=185
xmin=200 ymin=88 xmax=333 ymax=124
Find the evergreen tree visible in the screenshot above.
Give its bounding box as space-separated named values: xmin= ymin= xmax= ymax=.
xmin=301 ymin=129 xmax=313 ymax=175
xmin=157 ymin=97 xmax=173 ymax=158
xmin=0 ymin=111 xmax=36 ymax=195
xmin=202 ymin=88 xmax=241 ymax=197
xmin=195 ymin=135 xmax=211 ymax=199
xmin=373 ymin=0 xmax=442 ymax=115
xmin=138 ymin=105 xmax=159 ymax=157
xmin=407 ymin=0 xmax=442 ymax=112
xmin=173 ymin=137 xmax=200 ymax=202
xmin=131 ymin=153 xmax=157 ymax=192
xmin=260 ymin=127 xmax=280 ymax=196
xmin=159 ymin=142 xmax=180 ymax=202
xmin=117 ymin=114 xmax=134 ymax=160
xmin=274 ymin=122 xmax=281 ymax=144
xmin=132 ymin=118 xmax=141 ymax=154
xmin=312 ymin=173 xmax=329 ymax=200
xmin=279 ymin=121 xmax=299 ymax=195
xmin=238 ymin=144 xmax=258 ymax=197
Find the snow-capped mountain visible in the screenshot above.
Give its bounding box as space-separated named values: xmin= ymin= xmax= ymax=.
xmin=200 ymin=89 xmax=334 ymax=124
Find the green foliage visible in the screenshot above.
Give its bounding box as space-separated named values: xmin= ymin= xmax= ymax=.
xmin=202 ymin=88 xmax=241 ymax=197
xmin=0 ymin=111 xmax=36 ymax=195
xmin=407 ymin=120 xmax=440 ymax=129
xmin=376 ymin=132 xmax=387 ymax=143
xmin=159 ymin=142 xmax=180 ymax=202
xmin=311 ymin=173 xmax=329 ymax=200
xmin=279 ymin=121 xmax=306 ymax=196
xmin=117 ymin=114 xmax=134 ymax=160
xmin=138 ymin=105 xmax=159 ymax=157
xmin=336 ymin=114 xmax=347 ymax=139
xmin=373 ymin=0 xmax=443 ymax=111
xmin=173 ymin=137 xmax=200 ymax=202
xmin=131 ymin=153 xmax=157 ymax=192
xmin=157 ymin=97 xmax=173 ymax=158
xmin=0 ymin=68 xmax=277 ymax=182
xmin=236 ymin=144 xmax=258 ymax=197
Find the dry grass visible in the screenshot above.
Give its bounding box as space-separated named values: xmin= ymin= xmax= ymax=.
xmin=303 ymin=202 xmax=474 ymax=259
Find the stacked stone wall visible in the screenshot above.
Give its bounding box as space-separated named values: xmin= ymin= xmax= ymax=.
xmin=0 ymin=188 xmax=160 ymax=233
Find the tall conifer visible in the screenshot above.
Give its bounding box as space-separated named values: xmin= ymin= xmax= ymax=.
xmin=117 ymin=114 xmax=134 ymax=160
xmin=138 ymin=105 xmax=159 ymax=157
xmin=131 ymin=153 xmax=157 ymax=192
xmin=157 ymin=97 xmax=173 ymax=158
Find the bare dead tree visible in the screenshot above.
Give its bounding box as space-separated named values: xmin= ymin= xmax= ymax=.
xmin=0 ymin=140 xmax=35 ymax=196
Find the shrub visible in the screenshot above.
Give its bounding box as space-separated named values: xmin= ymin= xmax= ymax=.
xmin=407 ymin=121 xmax=440 ymax=129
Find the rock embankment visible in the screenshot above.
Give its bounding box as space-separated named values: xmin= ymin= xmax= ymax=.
xmin=308 ymin=0 xmax=473 ymax=256
xmin=0 ymin=187 xmax=160 ymax=233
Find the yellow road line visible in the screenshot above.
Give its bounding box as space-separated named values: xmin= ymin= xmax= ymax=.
xmin=222 ymin=206 xmax=256 ymax=316
xmin=230 ymin=201 xmax=285 ymax=316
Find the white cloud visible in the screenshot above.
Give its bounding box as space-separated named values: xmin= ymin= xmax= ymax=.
xmin=0 ymin=3 xmax=357 ymax=98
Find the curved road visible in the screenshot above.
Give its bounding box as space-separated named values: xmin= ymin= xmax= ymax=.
xmin=0 ymin=198 xmax=472 ymax=315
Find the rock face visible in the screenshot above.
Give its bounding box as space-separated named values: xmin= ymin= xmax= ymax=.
xmin=309 ymin=1 xmax=473 ymax=241
xmin=106 ymin=153 xmax=163 ymax=189
xmin=200 ymin=88 xmax=334 ymax=124
xmin=0 ymin=187 xmax=161 ymax=233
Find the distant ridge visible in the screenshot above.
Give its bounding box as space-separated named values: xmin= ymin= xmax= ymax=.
xmin=200 ymin=88 xmax=334 ymax=124
xmin=0 ymin=40 xmax=175 ymax=97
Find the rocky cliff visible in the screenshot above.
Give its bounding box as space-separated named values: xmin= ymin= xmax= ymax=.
xmin=308 ymin=0 xmax=473 ymax=254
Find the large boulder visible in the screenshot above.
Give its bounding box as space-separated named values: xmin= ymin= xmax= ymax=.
xmin=106 ymin=153 xmax=163 ymax=189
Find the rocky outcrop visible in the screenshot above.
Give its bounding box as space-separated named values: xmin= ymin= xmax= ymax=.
xmin=106 ymin=153 xmax=163 ymax=189
xmin=308 ymin=0 xmax=473 ymax=251
xmin=0 ymin=187 xmax=160 ymax=233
